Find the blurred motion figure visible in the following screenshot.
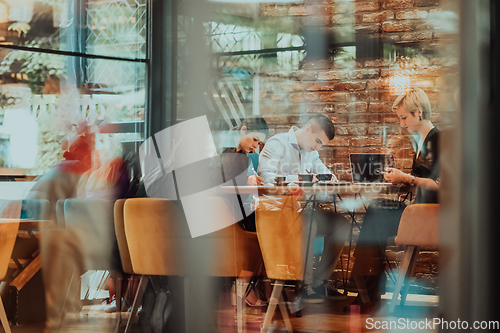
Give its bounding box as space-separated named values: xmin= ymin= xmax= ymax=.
xmin=26 ymin=127 xmax=95 ymax=329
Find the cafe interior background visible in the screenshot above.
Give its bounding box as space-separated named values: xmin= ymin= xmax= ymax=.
xmin=0 ymin=0 xmax=498 ymax=332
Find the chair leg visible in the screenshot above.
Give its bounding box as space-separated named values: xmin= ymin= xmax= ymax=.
xmin=261 ymin=280 xmax=283 ymax=333
xmin=124 ymin=275 xmax=147 ymax=333
xmin=57 ymin=270 xmax=77 ymax=328
xmin=354 ymin=276 xmax=370 ymax=303
xmin=389 ymin=246 xmax=416 ymax=313
xmin=112 ymin=271 xmax=123 ymax=333
xmin=0 ymin=295 xmax=11 ymax=333
xmin=236 ymin=278 xmax=244 ymax=333
xmin=243 ymin=261 xmax=265 ymax=300
xmin=81 ymin=270 xmax=94 ymax=307
xmin=278 ymin=291 xmax=292 ymax=333
xmin=400 ymin=247 xmax=419 ymax=306
xmin=94 ymin=271 xmax=111 ymax=302
xmin=83 ymin=270 xmax=110 ymax=317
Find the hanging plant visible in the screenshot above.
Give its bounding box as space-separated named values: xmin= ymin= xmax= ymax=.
xmin=0 ymin=38 xmax=66 ymax=94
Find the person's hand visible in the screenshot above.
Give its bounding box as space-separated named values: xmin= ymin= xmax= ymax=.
xmin=247 ymin=175 xmax=264 ymax=186
xmin=384 ymin=167 xmax=407 ymax=184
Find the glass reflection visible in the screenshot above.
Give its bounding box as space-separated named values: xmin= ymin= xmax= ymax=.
xmin=0 ymin=0 xmax=147 ymax=59
xmin=0 ymin=48 xmax=145 ymax=174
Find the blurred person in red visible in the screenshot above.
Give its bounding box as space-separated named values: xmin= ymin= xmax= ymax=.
xmin=29 ymin=123 xmax=137 ymax=329
xmin=26 ymin=125 xmax=95 ymax=330
xmin=76 ymin=152 xmax=138 ymax=314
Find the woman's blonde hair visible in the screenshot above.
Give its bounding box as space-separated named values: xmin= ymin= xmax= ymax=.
xmin=392 ymin=87 xmax=432 ymax=119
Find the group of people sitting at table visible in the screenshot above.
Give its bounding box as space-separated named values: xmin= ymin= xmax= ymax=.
xmin=219 ymin=87 xmax=440 ymax=313
xmin=22 ymin=86 xmax=439 ymax=329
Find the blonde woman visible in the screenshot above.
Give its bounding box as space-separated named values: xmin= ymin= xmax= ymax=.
xmin=348 ymin=88 xmax=440 ymax=313
xmin=384 ymin=87 xmax=440 ymax=200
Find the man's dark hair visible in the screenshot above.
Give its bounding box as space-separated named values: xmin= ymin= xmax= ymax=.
xmin=308 ymin=114 xmax=335 ymax=140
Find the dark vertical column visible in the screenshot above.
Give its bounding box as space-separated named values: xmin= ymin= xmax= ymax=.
xmin=64 ymin=0 xmax=88 ymax=88
xmin=175 ymin=1 xmax=217 ymax=332
xmin=479 ymin=0 xmax=500 ymax=323
xmin=147 ymin=2 xmax=184 ymax=332
xmin=464 ymin=0 xmax=498 ymax=326
xmin=442 ymin=0 xmax=500 ymax=330
xmin=147 ymin=0 xmax=177 ymax=139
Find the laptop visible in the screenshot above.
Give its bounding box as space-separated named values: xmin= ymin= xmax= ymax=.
xmin=349 ymin=153 xmax=396 ymax=184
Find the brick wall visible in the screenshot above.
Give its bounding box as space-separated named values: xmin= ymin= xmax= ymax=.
xmin=259 ymin=0 xmax=447 ymax=293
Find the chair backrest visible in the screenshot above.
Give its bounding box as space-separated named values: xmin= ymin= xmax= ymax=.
xmin=63 ymin=198 xmax=120 ymax=270
xmin=0 ymin=201 xmax=21 ymax=280
xmin=20 ymin=199 xmax=49 ymax=220
xmin=123 ymin=198 xmax=186 ymax=276
xmin=197 ymin=196 xmax=262 ymax=277
xmin=255 ymin=195 xmax=305 ymax=280
xmin=114 ymin=199 xmax=133 ymax=274
xmin=395 ymin=204 xmax=439 ymax=247
xmin=56 ymin=199 xmax=66 ymax=228
xmin=8 ymin=199 xmax=49 ymax=261
xmin=24 ymin=166 xmax=81 ymax=224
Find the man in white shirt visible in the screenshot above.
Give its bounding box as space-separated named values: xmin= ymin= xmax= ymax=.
xmin=258 ymin=115 xmax=337 ymax=184
xmin=258 ymin=115 xmax=350 ymax=302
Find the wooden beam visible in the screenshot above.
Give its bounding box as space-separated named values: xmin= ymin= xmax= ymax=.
xmin=9 ymin=255 xmax=41 ymax=291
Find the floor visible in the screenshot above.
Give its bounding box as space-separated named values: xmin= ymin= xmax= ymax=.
xmin=8 ymin=292 xmax=439 ymax=333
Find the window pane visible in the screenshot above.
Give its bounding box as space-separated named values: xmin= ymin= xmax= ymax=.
xmin=0 ymin=0 xmax=147 ymax=60
xmin=0 ymin=48 xmax=145 ymax=175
